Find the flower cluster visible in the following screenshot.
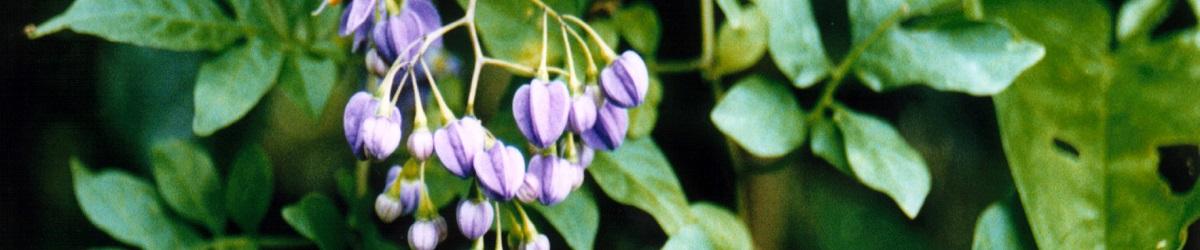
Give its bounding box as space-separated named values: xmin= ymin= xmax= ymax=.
xmin=330 ymin=0 xmax=649 ymax=248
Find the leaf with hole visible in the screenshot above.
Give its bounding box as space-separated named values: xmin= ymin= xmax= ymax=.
xmin=989 ymin=0 xmax=1200 ymax=248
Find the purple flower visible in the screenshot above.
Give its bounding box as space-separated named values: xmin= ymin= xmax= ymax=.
xmin=344 ymin=92 xmax=374 ymax=159
xmin=408 ymin=128 xmax=435 ymax=161
xmin=580 ymin=102 xmax=629 ymax=151
xmin=576 ymin=144 xmax=595 ymax=168
xmin=365 ymin=49 xmax=389 ymax=77
xmin=472 ymin=141 xmax=525 ymax=200
xmin=456 ymin=200 xmax=494 ymax=239
xmin=372 ymin=0 xmax=442 ymax=65
xmin=529 ymin=155 xmax=577 ymax=205
xmin=359 ymin=107 xmax=403 ymax=161
xmin=434 ymin=117 xmax=487 ymax=178
xmin=568 ymin=89 xmax=598 ymax=133
xmin=398 ymin=179 xmax=421 ymax=215
xmin=600 ymin=51 xmax=650 ymax=108
xmin=516 ymin=173 xmax=540 ymax=203
xmin=375 ymin=193 xmax=402 ymax=223
xmin=521 ymin=234 xmax=550 ymax=250
xmin=513 ymin=79 xmax=571 ymax=148
xmin=339 ymin=0 xmax=379 ymax=51
xmin=408 ymin=217 xmax=447 ymax=250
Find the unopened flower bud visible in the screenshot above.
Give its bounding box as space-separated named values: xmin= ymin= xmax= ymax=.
xmin=600 ymin=51 xmax=650 ymax=108
xmin=456 ymin=199 xmax=494 ymax=239
xmin=473 ymin=141 xmax=526 ymax=200
xmin=343 ymin=92 xmax=374 ymax=159
xmin=375 ymin=194 xmax=402 ymax=223
xmin=408 ymin=217 xmax=447 ymax=250
xmin=365 ymin=49 xmax=389 ymax=77
xmin=580 ymin=102 xmax=629 ymax=151
xmin=408 ymin=128 xmax=435 ymax=161
xmin=529 ymin=155 xmax=577 ymax=205
xmin=513 ymin=79 xmax=571 ymax=148
xmin=568 ymin=93 xmax=598 ymax=134
xmin=434 ymin=117 xmax=487 ymax=178
xmin=522 ymin=234 xmax=551 ymax=250
xmin=517 ymin=173 xmax=541 ymax=203
xmin=359 ymin=107 xmax=403 ymax=161
xmin=398 ymin=179 xmax=422 ymax=215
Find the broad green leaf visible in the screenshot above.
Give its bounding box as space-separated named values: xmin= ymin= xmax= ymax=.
xmin=688 ymin=203 xmax=754 ymax=250
xmin=589 ymin=18 xmax=621 ymax=51
xmin=532 ymin=187 xmax=600 ymax=250
xmin=71 ymin=158 xmax=202 ymax=249
xmin=710 ymin=75 xmax=806 ymax=158
xmin=193 ymin=39 xmax=284 ymax=136
xmin=627 ymin=76 xmax=662 ymax=139
xmin=988 ymin=0 xmax=1200 ymax=248
xmin=614 ymin=2 xmax=662 ymax=54
xmin=834 ymin=107 xmax=930 ymax=218
xmin=458 ymin=0 xmax=582 ymax=66
xmin=282 ymin=194 xmax=347 ymax=250
xmin=28 ymin=0 xmax=241 ymax=51
xmin=712 ymin=6 xmax=768 ymax=77
xmin=789 ymin=156 xmax=930 ymax=249
xmin=229 ymin=0 xmax=291 ymax=41
xmin=423 ymin=160 xmax=472 ymax=208
xmin=810 ymin=118 xmax=850 ymax=175
xmin=589 ymin=138 xmax=695 ymax=234
xmin=848 ymin=0 xmax=1044 ymax=96
xmin=279 ymin=52 xmax=337 ymax=118
xmin=971 ymin=198 xmax=1035 ymax=250
xmin=97 ymin=45 xmax=201 ymax=161
xmin=150 ymin=139 xmax=225 ymax=233
xmin=1116 ymin=0 xmax=1172 ymax=43
xmin=756 ymin=0 xmax=831 ymax=88
xmin=661 ymin=225 xmax=712 ymax=250
xmin=225 ymin=144 xmax=274 ymax=233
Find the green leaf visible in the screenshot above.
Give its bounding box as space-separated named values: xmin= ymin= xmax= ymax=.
xmin=71 ymin=158 xmax=202 ymax=249
xmin=279 ymin=52 xmax=337 ymax=118
xmin=29 ymin=0 xmax=242 ymax=51
xmin=193 ymin=38 xmax=285 ymax=136
xmin=756 ymin=0 xmax=831 ymax=88
xmin=614 ymin=2 xmax=662 ymax=54
xmin=834 ymin=107 xmax=930 ymax=218
xmin=589 ymin=138 xmax=695 ymax=234
xmin=1116 ymin=0 xmax=1172 ymax=43
xmin=988 ymin=0 xmax=1200 ymax=248
xmin=971 ymin=198 xmax=1035 ymax=250
xmin=789 ymin=156 xmax=930 ymax=249
xmin=810 ymin=118 xmax=850 ymax=174
xmin=627 ymin=76 xmax=663 ymax=139
xmin=589 ymin=18 xmax=621 ymax=51
xmin=282 ymin=194 xmax=347 ymax=250
xmin=150 ymin=139 xmax=226 ymax=233
xmin=458 ymin=0 xmax=582 ymax=67
xmin=423 ymin=160 xmax=472 ymax=208
xmin=225 ymin=144 xmax=274 ymax=233
xmin=712 ymin=6 xmax=769 ymax=77
xmin=848 ymin=0 xmax=1044 ymax=96
xmin=710 ymin=75 xmax=806 ymax=158
xmin=661 ymin=225 xmax=712 ymax=250
xmin=688 ymin=203 xmax=754 ymax=250
xmin=532 ymin=187 xmax=600 ymax=250
xmin=229 ymin=0 xmax=291 ymax=40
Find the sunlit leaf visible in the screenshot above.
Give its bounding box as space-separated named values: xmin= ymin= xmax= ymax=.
xmin=712 ymin=6 xmax=768 ymax=76
xmin=834 ymin=107 xmax=930 ymax=218
xmin=711 ymin=75 xmax=806 ymax=158
xmin=193 ymin=39 xmax=284 ymax=136
xmin=28 ymin=0 xmax=241 ymax=51
xmin=688 ymin=203 xmax=754 ymax=250
xmin=1116 ymin=0 xmax=1172 ymax=42
xmin=755 ymin=0 xmax=831 ymax=88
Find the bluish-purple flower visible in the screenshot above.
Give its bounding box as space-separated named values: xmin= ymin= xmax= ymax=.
xmin=456 ymin=199 xmax=493 ymax=239
xmin=340 ymin=0 xmax=380 ymax=51
xmin=398 ymin=179 xmax=421 ymax=215
xmin=600 ymin=51 xmax=650 ymax=108
xmin=359 ymin=107 xmax=403 ymax=161
xmin=513 ymin=79 xmax=571 ymax=148
xmin=522 ymin=234 xmax=550 ymax=250
xmin=472 ymin=141 xmax=525 ymax=200
xmin=375 ymin=193 xmax=402 ymax=223
xmin=408 ymin=127 xmax=435 ymax=161
xmin=408 ymin=217 xmax=446 ymax=250
xmin=529 ymin=155 xmax=578 ymax=205
xmin=434 ymin=117 xmax=487 ymax=178
xmin=344 ymin=91 xmax=374 ymax=159
xmin=517 ymin=173 xmax=540 ymax=203
xmin=372 ymin=0 xmax=442 ymax=65
xmin=580 ymin=102 xmax=629 ymax=151
xmin=568 ymin=87 xmax=598 ymax=134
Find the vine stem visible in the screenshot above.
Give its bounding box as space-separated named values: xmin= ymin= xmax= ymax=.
xmin=355 ymin=160 xmax=369 ymax=197
xmin=805 ymin=4 xmax=909 ymax=123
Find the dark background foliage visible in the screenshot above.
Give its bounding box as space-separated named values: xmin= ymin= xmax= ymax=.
xmin=2 ymin=0 xmax=1197 ymax=249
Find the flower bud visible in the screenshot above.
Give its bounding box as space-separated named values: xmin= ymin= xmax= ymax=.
xmin=408 ymin=128 xmax=435 ymax=161
xmin=473 ymin=141 xmax=526 ymax=200
xmin=521 ymin=234 xmax=551 ymax=250
xmin=513 ymin=79 xmax=571 ymax=148
xmin=517 ymin=173 xmax=541 ymax=203
xmin=408 ymin=217 xmax=447 ymax=250
xmin=365 ymin=49 xmax=389 ymax=77
xmin=359 ymin=107 xmax=403 ymax=161
xmin=568 ymin=93 xmax=597 ymax=134
xmin=456 ymin=199 xmax=494 ymax=239
xmin=344 ymin=92 xmax=375 ymax=159
xmin=375 ymin=194 xmax=402 ymax=223
xmin=398 ymin=179 xmax=422 ymax=215
xmin=434 ymin=117 xmax=487 ymax=178
xmin=579 ymin=102 xmax=629 ymax=151
xmin=600 ymin=51 xmax=650 ymax=108
xmin=529 ymin=155 xmax=577 ymax=205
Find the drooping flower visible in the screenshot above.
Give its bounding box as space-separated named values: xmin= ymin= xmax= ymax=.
xmin=372 ymin=0 xmax=442 ymax=65
xmin=529 ymin=155 xmax=578 ymax=205
xmin=472 ymin=141 xmax=525 ymax=200
xmin=359 ymin=106 xmax=403 ymax=161
xmin=579 ymin=102 xmax=629 ymax=151
xmin=456 ymin=199 xmax=494 ymax=239
xmin=398 ymin=179 xmax=422 ymax=215
xmin=600 ymin=51 xmax=650 ymax=108
xmin=513 ymin=79 xmax=571 ymax=148
xmin=434 ymin=117 xmax=487 ymax=178
xmin=567 ymin=87 xmax=598 ymax=133
xmin=516 ymin=173 xmax=541 ymax=203
xmin=408 ymin=217 xmax=447 ymax=250
xmin=339 ymin=0 xmax=380 ymax=51
xmin=375 ymin=194 xmax=402 ymax=223
xmin=408 ymin=127 xmax=435 ymax=161
xmin=343 ymin=92 xmax=375 ymax=159
xmin=521 ymin=234 xmax=551 ymax=250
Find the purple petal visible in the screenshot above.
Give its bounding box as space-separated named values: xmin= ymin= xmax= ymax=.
xmin=342 ymin=0 xmax=378 ymax=36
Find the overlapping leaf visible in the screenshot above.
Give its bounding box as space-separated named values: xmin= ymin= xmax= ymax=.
xmin=192 ymin=39 xmax=284 ymax=136
xmin=755 ymin=0 xmax=831 ymax=88
xmin=72 ymin=159 xmax=203 ymax=249
xmin=150 ymin=139 xmax=226 ymax=233
xmin=28 ymin=0 xmax=242 ymax=51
